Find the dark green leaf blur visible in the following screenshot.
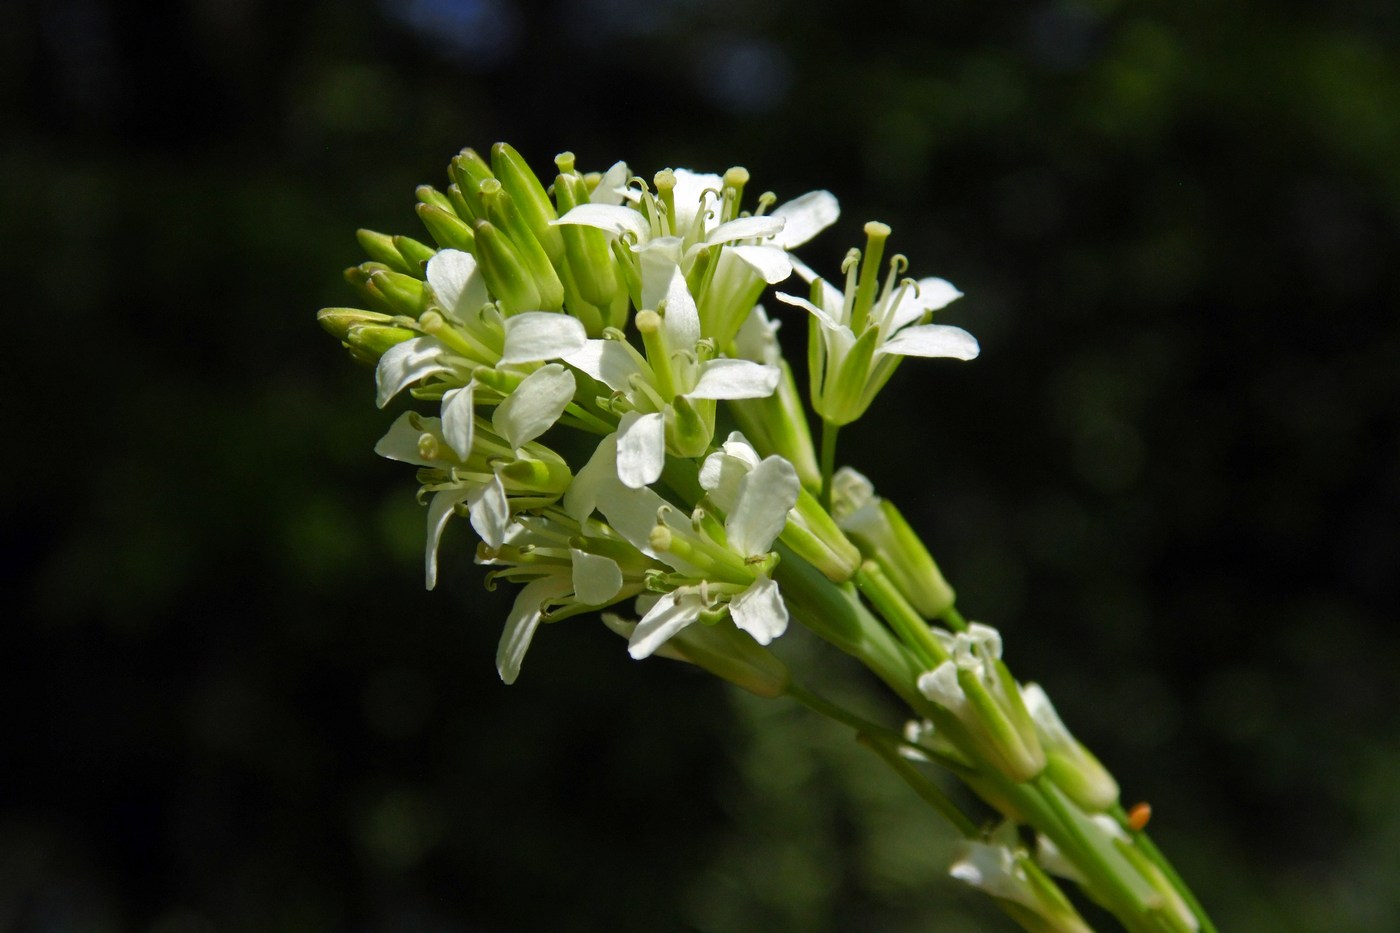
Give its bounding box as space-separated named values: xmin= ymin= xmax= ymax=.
xmin=5 ymin=0 xmax=1398 ymax=930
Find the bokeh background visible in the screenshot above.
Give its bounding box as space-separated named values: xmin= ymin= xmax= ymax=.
xmin=5 ymin=0 xmax=1399 ymax=930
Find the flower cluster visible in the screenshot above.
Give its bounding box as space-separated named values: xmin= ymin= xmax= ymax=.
xmin=321 ymin=143 xmax=1209 ymax=932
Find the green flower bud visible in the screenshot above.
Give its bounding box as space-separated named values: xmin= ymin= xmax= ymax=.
xmin=356 ymin=228 xmax=413 ymax=275
xmin=491 ymin=142 xmax=563 ymax=261
xmin=472 ymin=220 xmax=542 ymax=315
xmin=449 ymin=148 xmax=495 ymax=221
xmin=480 ymin=180 xmax=564 ymax=311
xmin=415 ymin=203 xmax=476 ymax=253
xmin=367 ymin=269 xmax=428 ymax=318
xmin=1023 ymin=684 xmax=1120 ymax=813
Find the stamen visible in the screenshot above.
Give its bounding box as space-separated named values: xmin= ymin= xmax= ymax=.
xmin=754 ymin=191 xmax=777 ymax=217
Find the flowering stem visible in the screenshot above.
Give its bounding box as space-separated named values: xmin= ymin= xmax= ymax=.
xmin=940 ymin=603 xmax=970 ymax=633
xmin=855 ymin=561 xmax=949 ymax=667
xmin=819 ymin=417 xmax=840 ymax=511
xmin=1112 ymin=808 xmax=1219 ymax=933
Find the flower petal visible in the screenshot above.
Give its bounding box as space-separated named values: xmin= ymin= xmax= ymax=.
xmin=770 ymin=190 xmax=839 ymax=249
xmin=563 ymin=339 xmax=642 ymax=393
xmin=775 ymin=290 xmax=842 ymax=331
xmin=499 ymin=311 xmax=588 ymax=365
xmin=726 ymin=244 xmax=793 ymax=284
xmin=628 ymin=590 xmax=704 ymax=659
xmin=729 ymin=576 xmax=789 ymax=645
xmin=636 ymin=237 xmax=685 ymax=311
xmin=728 ymin=455 xmax=799 ymax=556
xmin=492 ymin=364 xmax=575 ymax=450
xmin=571 ymin=549 xmax=624 ymax=606
xmin=467 ymin=472 xmax=510 ymax=549
xmin=374 ymin=412 xmax=439 ymax=467
xmin=552 ymin=203 xmax=649 ymax=240
xmin=888 ymin=276 xmax=965 ymax=332
xmin=591 ymin=161 xmax=632 ymax=206
xmin=661 ymin=266 xmax=700 ymax=351
xmin=876 ymin=324 xmax=980 ymax=361
xmin=425 ymin=487 xmax=470 ymax=590
xmin=688 ymin=359 xmax=780 ymax=400
xmin=426 ymin=249 xmax=486 ymax=321
xmin=440 ymin=382 xmax=475 ymax=459
xmin=376 ymin=337 xmax=447 ymax=407
xmin=616 ymin=410 xmax=666 ymax=488
xmin=706 ymin=215 xmax=785 ymax=245
xmin=496 ymin=574 xmax=574 ymax=684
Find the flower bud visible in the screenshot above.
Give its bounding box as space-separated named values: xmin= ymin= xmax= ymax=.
xmin=491 ymin=142 xmax=563 ymax=261
xmin=1021 ymin=683 xmax=1119 ymax=813
xmin=472 ymin=221 xmax=542 ymax=315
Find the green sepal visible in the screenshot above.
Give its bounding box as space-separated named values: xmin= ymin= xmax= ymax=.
xmin=416 ymin=203 xmax=476 ymax=253
xmin=823 ymin=325 xmax=879 ymax=425
xmin=480 ymin=181 xmax=565 ymax=311
xmin=449 ymin=148 xmax=495 ymax=221
xmin=368 ymin=269 xmax=428 ymax=318
xmin=392 ymin=235 xmax=436 ymax=275
xmin=668 ymin=395 xmax=715 ymax=459
xmin=555 ymin=172 xmax=623 ymax=309
xmin=473 ymin=221 xmax=543 ymax=315
xmin=356 ymin=229 xmax=412 ymax=275
xmin=498 ymin=457 xmax=572 ymax=496
xmin=415 ymin=184 xmax=455 ymax=214
xmin=491 ymin=142 xmax=564 ymax=261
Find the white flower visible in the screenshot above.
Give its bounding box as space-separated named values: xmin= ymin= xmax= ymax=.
xmin=555 ymin=168 xmax=838 ymax=343
xmin=564 ymin=431 xmax=799 ymax=660
xmin=375 ymin=249 xmax=588 ymax=458
xmin=478 ymin=517 xmax=645 ymax=684
xmin=565 ymin=268 xmax=779 ymax=488
xmin=950 ymin=824 xmax=1093 ymax=933
xmin=775 ymin=226 xmax=978 ymax=425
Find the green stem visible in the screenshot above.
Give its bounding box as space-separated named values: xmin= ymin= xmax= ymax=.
xmin=1113 ymin=807 xmax=1219 ymax=933
xmin=819 ymin=417 xmax=840 ymax=511
xmin=940 ymin=603 xmax=970 ymax=633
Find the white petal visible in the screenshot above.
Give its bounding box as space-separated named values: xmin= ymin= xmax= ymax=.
xmin=426 ymin=249 xmax=486 ymax=320
xmin=661 ymin=266 xmax=700 ymax=351
xmin=774 ymin=290 xmax=842 ymax=331
xmin=425 ymin=487 xmax=470 ymax=590
xmin=917 ymin=661 xmax=967 ymax=710
xmin=496 ymin=575 xmax=573 ymax=684
xmin=375 ymin=337 xmax=447 ymax=407
xmin=669 ymin=170 xmax=724 ymax=231
xmin=615 ymin=410 xmax=666 ymax=489
xmin=636 ymin=237 xmax=685 ymax=311
xmin=949 ymin=841 xmax=1034 ymax=907
xmin=729 ymin=576 xmax=789 ymax=645
xmin=732 ymin=304 xmax=781 ymax=364
xmin=563 ymin=339 xmax=642 ymax=393
xmin=727 ymin=455 xmax=799 ymax=556
xmin=726 ymin=244 xmax=793 ymax=284
xmin=628 ymin=590 xmax=704 ymax=659
xmin=440 ymin=382 xmax=475 ymax=459
xmin=552 ymin=203 xmax=650 ymax=240
xmin=563 ymin=434 xmax=617 ymax=523
xmin=698 ymin=433 xmax=759 ymax=512
xmin=591 ymin=161 xmax=632 ymax=206
xmin=374 ymin=412 xmax=438 ymax=466
xmin=770 ymin=190 xmax=839 ymax=249
xmin=491 ymin=364 xmax=575 ymax=450
xmin=876 ymin=324 xmax=980 ymax=361
xmin=571 ymin=549 xmax=624 ymax=606
xmin=706 ymin=215 xmax=784 ymax=245
xmin=688 ymin=359 xmax=780 ymax=400
xmin=499 ymin=312 xmax=588 ymax=365
xmin=467 ymin=473 xmax=510 ymax=549
xmin=888 ymin=276 xmax=964 ymax=332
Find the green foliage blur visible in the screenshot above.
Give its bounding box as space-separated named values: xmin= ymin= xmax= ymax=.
xmin=5 ymin=0 xmax=1398 ymax=930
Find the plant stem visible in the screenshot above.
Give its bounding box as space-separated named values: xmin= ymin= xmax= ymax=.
xmin=819 ymin=417 xmax=839 ymax=511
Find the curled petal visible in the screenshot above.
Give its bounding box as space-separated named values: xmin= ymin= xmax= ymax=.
xmin=706 ymin=215 xmax=785 ymax=245
xmin=425 ymin=487 xmax=471 ymax=590
xmin=376 ymin=337 xmax=447 ymax=407
xmin=441 ymin=382 xmax=475 ymax=459
xmin=563 ymin=340 xmax=643 ymax=393
xmin=726 ymin=244 xmax=793 ymax=285
xmin=628 ymin=590 xmax=704 ymax=659
xmin=729 ymin=576 xmax=788 ymax=645
xmin=496 ymin=575 xmax=574 ymax=684
xmin=375 ymin=411 xmax=440 ymax=467
xmin=467 ymin=473 xmax=510 ymax=549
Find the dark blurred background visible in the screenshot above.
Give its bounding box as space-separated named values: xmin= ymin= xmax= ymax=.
xmin=5 ymin=0 xmax=1398 ymax=930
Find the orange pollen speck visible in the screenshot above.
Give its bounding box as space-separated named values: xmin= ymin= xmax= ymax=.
xmin=1127 ymin=802 xmax=1152 ymax=832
